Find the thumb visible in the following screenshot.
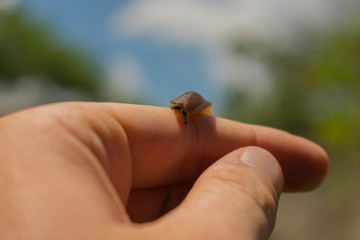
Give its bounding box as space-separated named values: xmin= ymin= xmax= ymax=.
xmin=163 ymin=146 xmax=284 ymax=240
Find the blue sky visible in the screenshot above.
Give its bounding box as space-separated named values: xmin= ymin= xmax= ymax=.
xmin=20 ymin=0 xmax=212 ymax=107
xmin=14 ymin=0 xmax=353 ymax=112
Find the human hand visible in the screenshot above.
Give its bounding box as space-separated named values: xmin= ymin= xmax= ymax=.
xmin=0 ymin=102 xmax=328 ymax=239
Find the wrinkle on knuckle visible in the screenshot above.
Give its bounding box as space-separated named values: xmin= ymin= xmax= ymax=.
xmin=249 ymin=124 xmax=261 ymax=146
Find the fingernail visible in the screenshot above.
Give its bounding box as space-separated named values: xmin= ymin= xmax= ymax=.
xmin=240 ymin=146 xmax=284 ymax=195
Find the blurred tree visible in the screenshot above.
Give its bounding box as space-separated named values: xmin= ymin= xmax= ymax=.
xmin=0 ymin=9 xmax=100 ymax=95
xmin=226 ymin=18 xmax=360 ymax=147
xmin=224 ymin=12 xmax=360 ymax=197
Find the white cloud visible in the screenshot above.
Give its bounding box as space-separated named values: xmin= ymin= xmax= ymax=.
xmin=0 ymin=77 xmax=88 ymax=115
xmin=103 ymin=55 xmax=148 ymax=100
xmin=112 ymin=0 xmax=355 ymax=96
xmin=115 ymin=0 xmax=348 ymax=45
xmin=0 ymin=0 xmax=18 ymax=10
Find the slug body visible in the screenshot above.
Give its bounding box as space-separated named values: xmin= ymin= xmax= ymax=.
xmin=170 ymin=91 xmax=212 ymax=124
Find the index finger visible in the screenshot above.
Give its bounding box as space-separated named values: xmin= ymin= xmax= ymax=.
xmin=107 ymin=104 xmax=328 ymax=192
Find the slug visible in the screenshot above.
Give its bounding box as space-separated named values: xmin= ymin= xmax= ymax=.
xmin=170 ymin=91 xmax=212 ymax=125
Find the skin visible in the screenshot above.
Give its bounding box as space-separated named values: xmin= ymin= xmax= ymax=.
xmin=0 ymin=102 xmax=328 ymax=240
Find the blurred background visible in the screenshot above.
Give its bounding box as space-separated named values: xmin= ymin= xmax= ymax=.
xmin=1 ymin=0 xmax=359 ymax=239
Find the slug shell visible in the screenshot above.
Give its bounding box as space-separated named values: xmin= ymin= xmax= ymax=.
xmin=170 ymin=91 xmax=212 ymax=115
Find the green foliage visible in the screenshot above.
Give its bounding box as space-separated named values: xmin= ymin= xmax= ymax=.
xmin=225 ymin=18 xmax=360 ymax=153
xmin=224 ymin=13 xmax=360 ymax=203
xmin=0 ymin=10 xmax=100 ymax=94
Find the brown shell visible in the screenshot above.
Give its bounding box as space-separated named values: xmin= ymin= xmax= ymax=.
xmin=170 ymin=91 xmax=212 ymax=114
